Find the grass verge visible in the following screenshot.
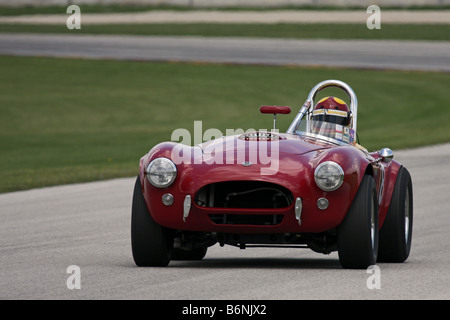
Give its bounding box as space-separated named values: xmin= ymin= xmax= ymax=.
xmin=1 ymin=55 xmax=449 ymax=192
xmin=1 ymin=23 xmax=449 ymax=41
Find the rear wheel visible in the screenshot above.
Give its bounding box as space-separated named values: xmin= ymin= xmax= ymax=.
xmin=338 ymin=175 xmax=379 ymax=269
xmin=378 ymin=167 xmax=413 ymax=262
xmin=131 ymin=176 xmax=173 ymax=267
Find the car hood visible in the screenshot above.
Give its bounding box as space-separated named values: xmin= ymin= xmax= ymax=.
xmin=199 ymin=131 xmax=336 ymax=156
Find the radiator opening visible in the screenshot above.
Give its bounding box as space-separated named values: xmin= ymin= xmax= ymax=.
xmin=195 ymin=181 xmax=294 ymax=209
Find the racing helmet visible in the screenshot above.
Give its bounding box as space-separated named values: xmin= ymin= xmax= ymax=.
xmin=310 ymin=96 xmax=352 ymax=138
xmin=312 ymin=96 xmax=351 ymax=126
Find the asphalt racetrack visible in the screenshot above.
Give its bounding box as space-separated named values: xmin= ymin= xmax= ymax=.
xmin=0 ymin=33 xmax=449 ymax=72
xmin=1 ymin=141 xmax=449 ymax=300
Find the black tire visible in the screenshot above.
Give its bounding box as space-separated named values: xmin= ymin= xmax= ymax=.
xmin=131 ymin=176 xmax=173 ymax=267
xmin=171 ymin=247 xmax=208 ymax=261
xmin=378 ymin=167 xmax=413 ymax=263
xmin=338 ymin=175 xmax=379 ymax=269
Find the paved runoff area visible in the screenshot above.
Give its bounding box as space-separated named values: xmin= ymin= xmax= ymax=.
xmin=1 ymin=9 xmax=450 ymax=24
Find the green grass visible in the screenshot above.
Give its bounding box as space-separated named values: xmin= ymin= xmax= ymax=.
xmin=1 ymin=23 xmax=450 ymax=41
xmin=0 ymin=5 xmax=192 ymax=16
xmin=1 ymin=55 xmax=449 ymax=192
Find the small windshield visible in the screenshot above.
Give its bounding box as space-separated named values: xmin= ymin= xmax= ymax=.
xmin=308 ymin=120 xmax=356 ymax=145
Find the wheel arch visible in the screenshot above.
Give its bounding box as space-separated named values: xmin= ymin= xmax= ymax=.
xmin=364 ymin=162 xmax=374 ymax=177
xmin=378 ymin=161 xmax=403 ymax=228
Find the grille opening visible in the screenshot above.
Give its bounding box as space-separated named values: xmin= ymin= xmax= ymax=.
xmin=209 ymin=214 xmax=283 ymax=225
xmin=195 ymin=181 xmax=294 ymax=209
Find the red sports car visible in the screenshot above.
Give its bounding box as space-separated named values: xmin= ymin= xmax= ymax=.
xmin=131 ymin=79 xmax=413 ymax=269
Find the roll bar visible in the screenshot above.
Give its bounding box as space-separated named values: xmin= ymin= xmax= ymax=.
xmin=286 ymin=80 xmax=358 ymax=134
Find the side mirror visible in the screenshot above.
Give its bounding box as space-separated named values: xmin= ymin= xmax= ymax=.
xmin=379 ymin=148 xmax=394 ymax=163
xmin=260 ymin=105 xmax=291 ymax=130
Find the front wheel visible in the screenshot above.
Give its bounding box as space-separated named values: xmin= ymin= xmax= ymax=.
xmin=131 ymin=176 xmax=173 ymax=267
xmin=378 ymin=167 xmax=413 ymax=262
xmin=171 ymin=247 xmax=208 ymax=261
xmin=338 ymin=175 xmax=379 ymax=269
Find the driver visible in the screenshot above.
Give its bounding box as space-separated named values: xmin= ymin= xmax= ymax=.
xmin=310 ymin=96 xmax=352 ymax=142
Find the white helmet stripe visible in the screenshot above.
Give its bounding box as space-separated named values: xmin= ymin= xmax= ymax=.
xmin=312 ymin=109 xmax=348 ymax=117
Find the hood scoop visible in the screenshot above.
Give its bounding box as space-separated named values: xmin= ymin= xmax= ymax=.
xmin=238 ymin=131 xmax=285 ymax=141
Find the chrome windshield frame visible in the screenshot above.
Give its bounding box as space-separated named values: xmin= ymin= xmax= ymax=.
xmin=299 ymin=131 xmax=347 ymax=146
xmin=286 ymin=80 xmax=358 ymax=136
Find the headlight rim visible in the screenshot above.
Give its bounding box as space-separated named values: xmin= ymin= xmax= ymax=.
xmin=314 ymin=161 xmax=344 ymax=192
xmin=146 ymin=157 xmax=177 ymax=188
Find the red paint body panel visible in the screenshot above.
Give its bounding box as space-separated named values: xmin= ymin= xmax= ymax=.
xmin=139 ymin=133 xmax=397 ymax=235
xmin=369 ymin=152 xmax=402 ymax=228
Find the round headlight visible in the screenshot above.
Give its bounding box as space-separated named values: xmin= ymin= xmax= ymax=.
xmin=314 ymin=161 xmax=344 ymax=191
xmin=146 ymin=158 xmax=177 ymax=188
